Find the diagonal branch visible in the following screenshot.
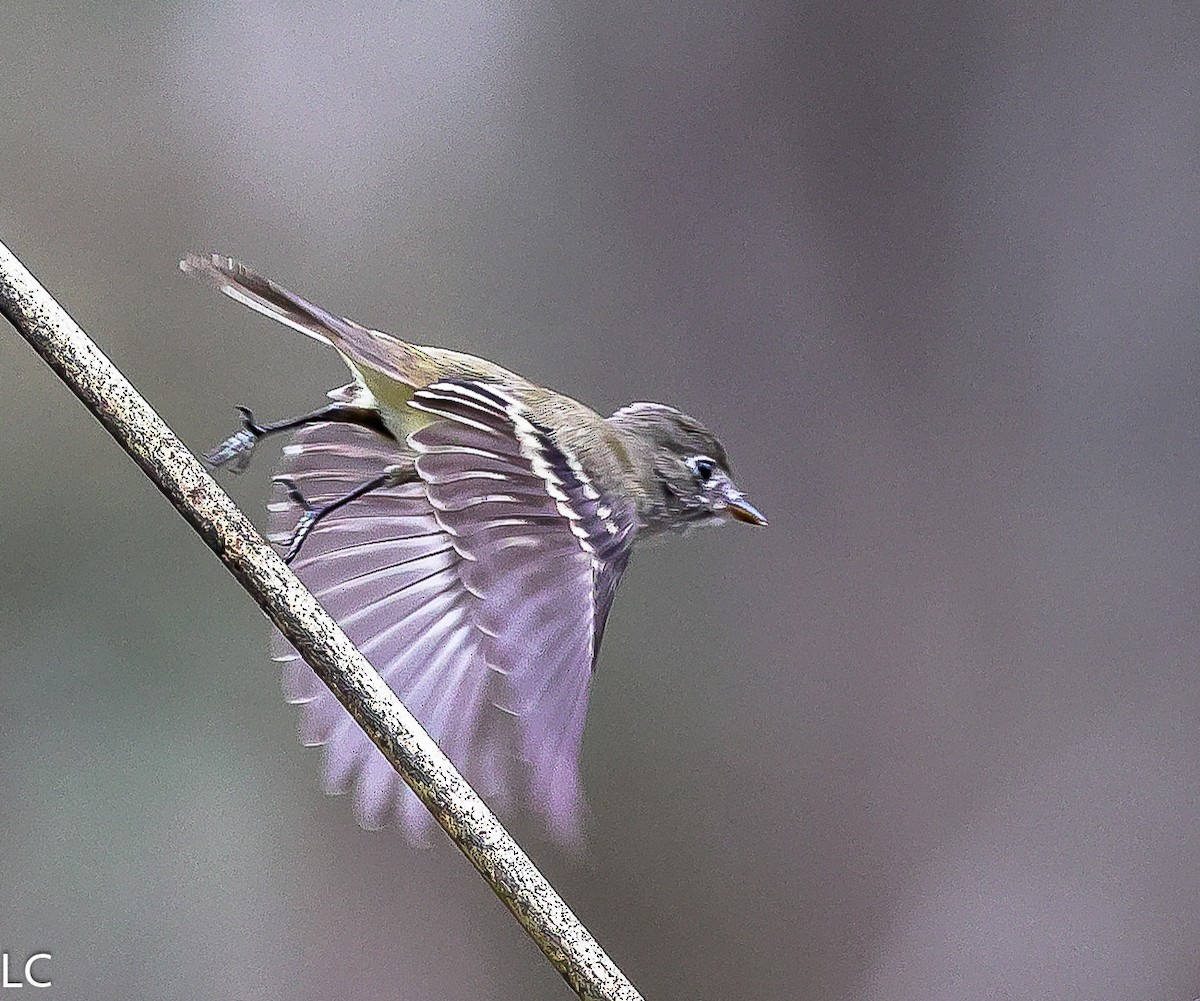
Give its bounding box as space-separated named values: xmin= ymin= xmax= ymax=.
xmin=0 ymin=239 xmax=643 ymax=1001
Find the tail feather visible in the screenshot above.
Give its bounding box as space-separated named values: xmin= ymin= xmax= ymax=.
xmin=181 ymin=252 xmax=528 ymax=409
xmin=180 ymin=253 xmax=378 ymax=351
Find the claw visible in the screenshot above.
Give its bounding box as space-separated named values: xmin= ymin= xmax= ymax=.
xmin=274 ymin=477 xmax=319 ymax=563
xmin=206 ymin=406 xmax=266 ymax=472
xmin=272 ymin=466 xmax=415 ymax=564
xmin=274 ymin=476 xmax=313 ymax=511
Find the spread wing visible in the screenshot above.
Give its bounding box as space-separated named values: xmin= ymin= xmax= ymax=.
xmin=270 ymin=381 xmax=637 ymax=844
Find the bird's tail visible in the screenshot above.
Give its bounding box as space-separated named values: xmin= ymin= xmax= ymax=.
xmin=180 ymin=253 xmax=369 ymax=350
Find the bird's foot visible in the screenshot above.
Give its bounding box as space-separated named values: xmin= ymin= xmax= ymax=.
xmin=274 ymin=464 xmax=414 ymax=564
xmin=206 ymin=406 xmax=267 ymax=472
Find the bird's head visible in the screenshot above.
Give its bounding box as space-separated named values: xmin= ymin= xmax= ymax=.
xmin=608 ymin=403 xmax=767 ymax=535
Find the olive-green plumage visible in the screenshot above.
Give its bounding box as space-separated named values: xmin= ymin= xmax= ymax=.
xmin=181 ymin=253 xmax=765 ymax=534
xmin=182 ymin=252 xmax=764 ymax=843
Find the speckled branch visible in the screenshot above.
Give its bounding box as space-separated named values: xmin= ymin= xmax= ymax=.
xmin=0 ymin=239 xmax=642 ymax=1001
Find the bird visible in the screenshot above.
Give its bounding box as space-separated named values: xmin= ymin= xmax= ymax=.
xmin=181 ymin=253 xmax=766 ymax=846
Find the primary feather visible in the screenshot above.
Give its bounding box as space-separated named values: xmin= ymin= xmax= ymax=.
xmin=267 ymin=384 xmax=635 ymax=845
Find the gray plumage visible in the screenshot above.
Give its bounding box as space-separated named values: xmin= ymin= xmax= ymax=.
xmin=183 ymin=253 xmax=765 ymax=845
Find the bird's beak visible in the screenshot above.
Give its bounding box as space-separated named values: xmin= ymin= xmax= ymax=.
xmin=718 ymin=482 xmax=768 ymax=526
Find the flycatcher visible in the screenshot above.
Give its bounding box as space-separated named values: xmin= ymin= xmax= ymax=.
xmin=182 ymin=253 xmax=766 ymax=845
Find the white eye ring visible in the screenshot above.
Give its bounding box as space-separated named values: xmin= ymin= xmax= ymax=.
xmin=688 ymin=455 xmax=717 ymax=482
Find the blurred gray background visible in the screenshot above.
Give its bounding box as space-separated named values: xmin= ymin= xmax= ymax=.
xmin=3 ymin=2 xmax=1200 ymax=999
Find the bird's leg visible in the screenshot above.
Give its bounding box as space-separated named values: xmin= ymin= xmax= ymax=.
xmin=206 ymin=403 xmax=394 ymax=472
xmin=275 ymin=463 xmax=417 ymax=564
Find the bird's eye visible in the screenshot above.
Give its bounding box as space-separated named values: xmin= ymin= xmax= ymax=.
xmin=689 ymin=455 xmax=717 ymax=482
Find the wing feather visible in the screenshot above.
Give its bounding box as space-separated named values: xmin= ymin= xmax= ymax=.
xmin=271 ymin=424 xmax=515 ymax=840
xmin=411 ymin=381 xmax=638 ymax=842
xmin=269 ymin=380 xmax=637 ymax=845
